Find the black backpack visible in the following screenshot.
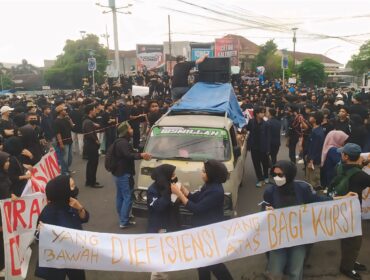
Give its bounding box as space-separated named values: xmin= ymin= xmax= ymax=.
xmin=105 ymin=139 xmax=122 ymax=173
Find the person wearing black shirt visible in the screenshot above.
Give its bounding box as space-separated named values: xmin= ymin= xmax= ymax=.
xmin=54 ymin=104 xmax=74 ymax=175
xmin=171 ymin=54 xmax=208 ymax=101
xmin=40 ymin=105 xmax=54 ymax=144
xmin=104 ymin=101 xmax=117 ymax=151
xmin=112 ymin=121 xmax=151 ymax=228
xmin=69 ymin=102 xmax=84 ymax=156
xmin=129 ymin=98 xmax=145 ymax=150
xmin=246 ymin=106 xmax=271 ymax=187
xmin=334 ymin=107 xmax=351 ymax=135
xmin=82 ymin=104 xmax=103 ymax=188
xmin=350 ymin=95 xmax=368 ymax=121
xmin=268 ymin=108 xmax=281 ymax=165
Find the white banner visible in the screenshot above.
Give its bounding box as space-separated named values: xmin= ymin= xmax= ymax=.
xmin=39 ymin=197 xmax=362 ymax=273
xmin=0 ymin=149 xmax=59 ymax=279
xmin=21 ymin=149 xmax=60 ymax=196
xmin=0 ymin=194 xmax=47 ymax=279
xmin=361 ymin=153 xmax=370 ymax=219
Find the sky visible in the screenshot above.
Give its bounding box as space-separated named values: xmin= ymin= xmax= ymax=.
xmin=0 ymin=0 xmax=369 ymax=67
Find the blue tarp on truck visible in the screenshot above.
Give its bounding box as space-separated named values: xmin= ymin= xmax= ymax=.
xmin=170 ymin=82 xmax=246 ymax=128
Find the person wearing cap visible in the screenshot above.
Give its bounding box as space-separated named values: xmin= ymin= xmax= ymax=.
xmin=111 ymin=121 xmax=151 ymax=228
xmin=171 ymin=54 xmax=208 ymax=101
xmin=54 ymin=104 xmax=74 ymax=175
xmin=171 ymin=159 xmax=233 ymax=280
xmin=333 ymin=143 xmax=370 ymax=280
xmin=82 ymin=104 xmax=103 ymax=188
xmin=0 ymin=105 xmax=15 ymax=140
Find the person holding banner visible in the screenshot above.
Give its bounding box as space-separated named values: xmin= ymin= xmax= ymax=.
xmin=171 ymin=159 xmax=233 ymax=280
xmin=35 ymin=175 xmax=88 ymax=280
xmin=263 ymin=160 xmax=356 ymax=280
xmin=148 ymin=164 xmax=180 ymax=280
xmin=0 ymin=151 xmax=12 ymax=277
xmin=3 ymin=136 xmax=31 ymax=196
xmin=331 ymin=144 xmax=370 ymax=280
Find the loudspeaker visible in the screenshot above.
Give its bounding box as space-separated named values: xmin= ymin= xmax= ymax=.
xmin=198 ymin=71 xmax=230 ymax=83
xmin=198 ymin=57 xmax=231 ymax=83
xmin=198 ymin=57 xmax=230 ymax=72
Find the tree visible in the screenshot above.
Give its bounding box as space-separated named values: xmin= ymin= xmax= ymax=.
xmin=0 ymin=63 xmax=14 ymax=90
xmin=347 ymin=40 xmax=370 ymax=75
xmin=45 ymin=34 xmax=108 ymax=88
xmin=297 ymin=58 xmax=326 ymax=87
xmin=253 ymin=39 xmax=278 ymax=68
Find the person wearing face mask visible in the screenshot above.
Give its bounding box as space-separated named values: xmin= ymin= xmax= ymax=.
xmin=18 ymin=124 xmax=44 ymax=165
xmin=263 ymin=160 xmax=356 ymax=280
xmin=35 ymin=175 xmax=87 ymax=280
xmin=171 ymin=159 xmax=233 ymax=280
xmin=27 ymin=112 xmax=47 ymax=149
xmin=147 ymin=164 xmax=180 ymax=280
xmin=0 ymin=151 xmax=12 ymax=277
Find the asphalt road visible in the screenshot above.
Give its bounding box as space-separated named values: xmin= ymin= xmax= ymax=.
xmin=24 ymin=137 xmax=370 ymax=280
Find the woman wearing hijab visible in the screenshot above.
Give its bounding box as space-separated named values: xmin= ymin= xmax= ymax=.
xmin=171 ymin=159 xmax=233 ymax=280
xmin=35 ymin=175 xmax=88 ymax=280
xmin=264 ymin=160 xmax=355 ymax=280
xmin=3 ymin=136 xmax=31 ymax=196
xmin=0 ymin=151 xmax=12 ymax=277
xmin=18 ymin=124 xmax=44 ymax=165
xmin=147 ymin=164 xmax=179 ymax=233
xmin=147 ymin=164 xmax=179 ymax=280
xmin=320 ymin=130 xmax=349 ymax=188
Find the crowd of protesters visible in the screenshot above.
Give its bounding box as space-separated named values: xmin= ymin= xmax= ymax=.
xmin=0 ymin=59 xmax=369 ymax=279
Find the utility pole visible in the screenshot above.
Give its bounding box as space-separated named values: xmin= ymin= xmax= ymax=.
xmin=292 ymin=27 xmax=298 ymax=73
xmin=101 ymin=25 xmax=110 ymax=55
xmin=96 ymin=0 xmax=132 ymax=77
xmin=168 ymin=15 xmax=172 ymax=75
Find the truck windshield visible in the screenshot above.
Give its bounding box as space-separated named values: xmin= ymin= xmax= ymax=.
xmin=145 ymin=126 xmax=231 ymax=161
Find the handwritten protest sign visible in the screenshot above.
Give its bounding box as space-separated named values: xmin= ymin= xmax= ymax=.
xmin=0 ymin=194 xmax=47 ymax=279
xmin=39 ymin=197 xmax=361 ymax=273
xmin=21 ymin=149 xmax=60 ymax=196
xmin=361 ymin=153 xmax=370 ymax=219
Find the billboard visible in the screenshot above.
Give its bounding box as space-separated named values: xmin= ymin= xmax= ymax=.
xmin=136 ymin=44 xmax=164 ymax=72
xmin=215 ymin=38 xmax=241 ymax=66
xmin=190 ymin=43 xmax=214 ymax=61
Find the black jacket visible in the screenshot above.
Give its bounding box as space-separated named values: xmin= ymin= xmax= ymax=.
xmin=247 ymin=118 xmax=271 ymax=153
xmin=185 ymin=182 xmax=224 ymax=227
xmin=268 ymin=117 xmax=281 ymax=147
xmin=147 ymin=183 xmax=179 ymax=233
xmin=112 ymin=137 xmax=141 ymax=176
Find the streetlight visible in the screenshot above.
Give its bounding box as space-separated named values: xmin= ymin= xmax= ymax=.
xmin=96 ymin=1 xmax=132 ymax=76
xmin=292 ymin=27 xmax=298 ymax=72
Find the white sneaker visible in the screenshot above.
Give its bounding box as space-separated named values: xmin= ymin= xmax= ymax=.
xmin=0 ymin=269 xmax=5 ymax=277
xmin=297 ymin=159 xmax=304 ymax=164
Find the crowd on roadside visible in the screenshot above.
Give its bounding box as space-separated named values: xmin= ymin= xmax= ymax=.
xmin=0 ymin=59 xmax=369 ymax=280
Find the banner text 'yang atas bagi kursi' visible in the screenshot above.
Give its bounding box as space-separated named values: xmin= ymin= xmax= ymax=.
xmin=39 ymin=197 xmax=361 ymax=273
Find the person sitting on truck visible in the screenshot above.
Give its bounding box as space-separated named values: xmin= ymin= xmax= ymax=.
xmin=171 ymin=54 xmax=208 ymax=101
xmin=171 ymin=159 xmax=233 ymax=280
